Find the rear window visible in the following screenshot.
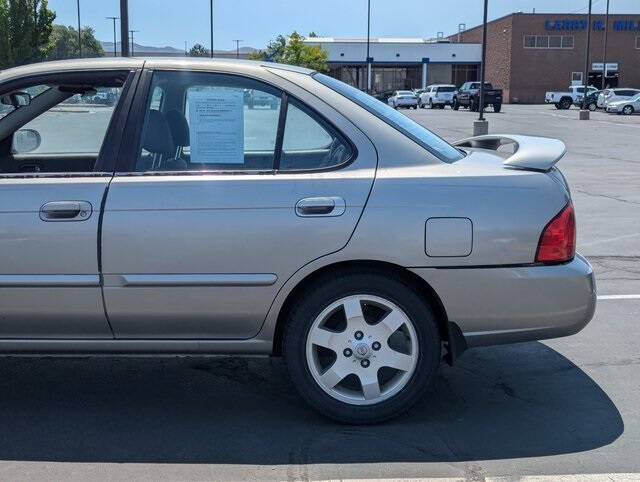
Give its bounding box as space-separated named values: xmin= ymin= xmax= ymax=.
xmin=436 ymin=86 xmax=456 ymax=93
xmin=313 ymin=73 xmax=463 ymax=162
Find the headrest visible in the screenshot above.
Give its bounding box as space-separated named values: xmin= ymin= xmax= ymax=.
xmin=166 ymin=109 xmax=190 ymax=148
xmin=143 ymin=110 xmax=175 ymax=155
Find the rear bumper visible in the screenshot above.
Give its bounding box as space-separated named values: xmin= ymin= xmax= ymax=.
xmin=410 ymin=254 xmax=596 ymax=347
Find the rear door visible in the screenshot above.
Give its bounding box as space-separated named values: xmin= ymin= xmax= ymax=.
xmin=101 ymin=67 xmax=376 ymax=339
xmin=0 ymin=68 xmax=138 ymax=338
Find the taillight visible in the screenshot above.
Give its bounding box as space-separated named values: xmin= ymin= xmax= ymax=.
xmin=535 ymin=202 xmax=576 ymax=263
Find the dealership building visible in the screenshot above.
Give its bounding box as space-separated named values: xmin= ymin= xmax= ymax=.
xmin=306 ymin=12 xmax=640 ymax=103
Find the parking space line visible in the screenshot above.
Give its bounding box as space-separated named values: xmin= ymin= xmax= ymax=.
xmin=598 ymin=294 xmax=640 ymax=300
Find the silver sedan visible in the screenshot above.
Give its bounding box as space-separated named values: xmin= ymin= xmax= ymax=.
xmin=0 ymin=58 xmax=595 ymax=424
xmin=606 ymin=93 xmax=640 ymax=115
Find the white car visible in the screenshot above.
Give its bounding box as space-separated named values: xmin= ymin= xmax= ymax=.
xmin=388 ymin=90 xmax=418 ymax=109
xmin=605 ymin=92 xmax=640 ymax=115
xmin=419 ymin=84 xmax=456 ymax=109
xmin=600 ymin=88 xmax=640 ymax=108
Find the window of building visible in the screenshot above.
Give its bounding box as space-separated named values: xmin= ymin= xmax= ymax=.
xmin=572 ymin=72 xmax=583 ymax=83
xmin=636 ymin=36 xmax=640 ymax=49
xmin=524 ymin=35 xmax=573 ymax=49
xmin=536 ymin=36 xmax=549 ymax=48
xmin=549 ymin=35 xmax=562 ymax=48
xmin=452 ymin=64 xmax=479 ymax=87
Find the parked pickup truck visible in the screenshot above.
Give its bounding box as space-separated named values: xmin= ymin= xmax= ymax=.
xmin=545 ymin=85 xmax=598 ymax=110
xmin=453 ymin=82 xmax=503 ymax=112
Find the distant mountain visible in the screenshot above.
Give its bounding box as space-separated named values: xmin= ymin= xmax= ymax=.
xmin=100 ymin=41 xmax=257 ymax=56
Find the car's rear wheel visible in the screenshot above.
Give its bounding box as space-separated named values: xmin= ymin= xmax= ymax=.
xmin=622 ymin=105 xmax=634 ymax=115
xmin=283 ymin=271 xmax=440 ymax=424
xmin=560 ymin=97 xmax=572 ymax=109
xmin=452 ymin=98 xmax=459 ymax=110
xmin=588 ymin=102 xmax=597 ymax=112
xmin=493 ymin=103 xmax=501 ymax=113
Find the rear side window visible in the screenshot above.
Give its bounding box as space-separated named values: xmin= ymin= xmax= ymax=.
xmin=131 ymin=70 xmax=352 ymax=173
xmin=313 ymin=73 xmax=463 ymax=162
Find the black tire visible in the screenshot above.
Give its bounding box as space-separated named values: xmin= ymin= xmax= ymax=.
xmin=493 ymin=103 xmax=501 ymax=113
xmin=560 ymin=97 xmax=572 ymax=110
xmin=470 ymin=98 xmax=477 ymax=112
xmin=429 ymin=99 xmax=433 ymax=109
xmin=283 ymin=270 xmax=441 ymax=424
xmin=622 ymin=105 xmax=634 ymax=115
xmin=588 ymin=102 xmax=597 ymax=112
xmin=452 ymin=98 xmax=459 ymax=110
xmin=554 ymin=103 xmax=562 ymax=110
xmin=438 ymin=104 xmax=445 ymax=109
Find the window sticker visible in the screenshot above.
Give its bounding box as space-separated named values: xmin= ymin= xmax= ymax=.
xmin=188 ymin=90 xmax=244 ymax=164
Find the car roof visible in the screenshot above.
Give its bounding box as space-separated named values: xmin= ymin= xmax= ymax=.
xmin=0 ymin=57 xmax=315 ymax=84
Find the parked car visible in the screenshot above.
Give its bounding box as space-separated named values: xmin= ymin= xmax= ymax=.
xmin=419 ymin=84 xmax=456 ymax=109
xmin=606 ymin=92 xmax=640 ymax=115
xmin=545 ymin=85 xmax=598 ymax=109
xmin=388 ymin=90 xmax=418 ymax=109
xmin=573 ymin=90 xmax=602 ymax=111
xmin=600 ymin=88 xmax=640 ymax=108
xmin=0 ymin=58 xmax=595 ymax=424
xmin=453 ymin=82 xmax=502 ymax=112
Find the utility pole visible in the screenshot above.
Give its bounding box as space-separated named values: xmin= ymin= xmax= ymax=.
xmin=233 ymin=40 xmax=242 ymax=59
xmin=366 ymin=0 xmax=371 ymax=92
xmin=210 ymin=0 xmax=214 ymax=58
xmin=473 ymin=0 xmax=489 ymax=135
xmin=120 ymin=0 xmax=130 ymax=57
xmin=106 ymin=17 xmax=119 ymax=57
xmin=76 ymin=0 xmax=82 ymax=57
xmin=130 ymin=30 xmax=139 ymax=56
xmin=580 ymin=0 xmax=593 ymax=118
xmin=601 ymin=0 xmax=610 ymax=90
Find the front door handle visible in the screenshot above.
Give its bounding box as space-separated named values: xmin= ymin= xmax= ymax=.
xmin=39 ymin=201 xmax=92 ymax=222
xmin=296 ymin=197 xmax=345 ymax=217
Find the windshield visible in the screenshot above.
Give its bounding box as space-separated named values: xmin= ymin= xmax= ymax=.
xmin=314 ymin=73 xmax=463 ymax=162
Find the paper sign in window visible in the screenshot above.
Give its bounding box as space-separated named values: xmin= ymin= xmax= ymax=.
xmin=188 ymin=90 xmax=244 ymax=164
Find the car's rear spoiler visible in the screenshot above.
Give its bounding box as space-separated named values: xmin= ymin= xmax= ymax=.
xmin=453 ymin=134 xmax=566 ymax=171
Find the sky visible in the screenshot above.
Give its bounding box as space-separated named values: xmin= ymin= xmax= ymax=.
xmin=47 ymin=0 xmax=640 ymax=51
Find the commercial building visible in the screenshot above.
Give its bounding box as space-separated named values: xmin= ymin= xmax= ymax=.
xmin=303 ymin=37 xmax=481 ymax=93
xmin=450 ymin=12 xmax=640 ymax=103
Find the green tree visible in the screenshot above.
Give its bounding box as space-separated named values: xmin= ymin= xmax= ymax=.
xmin=188 ymin=43 xmax=209 ymax=57
xmin=46 ymin=25 xmax=104 ymax=61
xmin=250 ymin=31 xmax=328 ymax=72
xmin=0 ymin=0 xmax=56 ymax=69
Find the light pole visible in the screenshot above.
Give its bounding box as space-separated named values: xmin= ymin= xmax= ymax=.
xmin=120 ymin=0 xmax=129 ymax=57
xmin=210 ymin=0 xmax=214 ymax=58
xmin=601 ymin=0 xmax=610 ymax=90
xmin=366 ymin=0 xmax=371 ymax=92
xmin=106 ymin=17 xmax=119 ymax=57
xmin=473 ymin=0 xmax=489 ymax=135
xmin=130 ymin=30 xmax=139 ymax=56
xmin=580 ymin=0 xmax=593 ymax=118
xmin=233 ymin=40 xmax=243 ymax=59
xmin=76 ymin=0 xmax=82 ymax=57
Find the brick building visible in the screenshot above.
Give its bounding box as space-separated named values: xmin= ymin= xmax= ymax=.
xmin=451 ymin=13 xmax=640 ymax=103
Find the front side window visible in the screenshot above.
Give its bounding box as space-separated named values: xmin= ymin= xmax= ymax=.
xmin=0 ymin=78 xmax=124 ymax=174
xmin=313 ymin=73 xmax=463 ymax=162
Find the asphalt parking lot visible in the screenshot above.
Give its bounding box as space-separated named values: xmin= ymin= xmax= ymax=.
xmin=0 ymin=104 xmax=639 ymax=481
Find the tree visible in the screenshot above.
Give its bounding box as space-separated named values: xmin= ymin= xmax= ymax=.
xmin=0 ymin=0 xmax=56 ymax=69
xmin=250 ymin=31 xmax=328 ymax=72
xmin=46 ymin=25 xmax=104 ymax=61
xmin=189 ymin=43 xmax=209 ymax=57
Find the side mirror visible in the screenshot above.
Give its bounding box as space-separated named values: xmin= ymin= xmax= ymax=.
xmin=12 ymin=129 xmax=41 ymax=154
xmin=0 ymin=91 xmax=32 ymax=108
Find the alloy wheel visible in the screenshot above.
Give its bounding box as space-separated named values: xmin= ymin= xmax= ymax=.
xmin=305 ymin=294 xmax=418 ymax=406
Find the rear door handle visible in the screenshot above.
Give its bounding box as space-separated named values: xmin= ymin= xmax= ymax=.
xmin=296 ymin=197 xmax=345 ymax=217
xmin=40 ymin=201 xmax=92 ymax=222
